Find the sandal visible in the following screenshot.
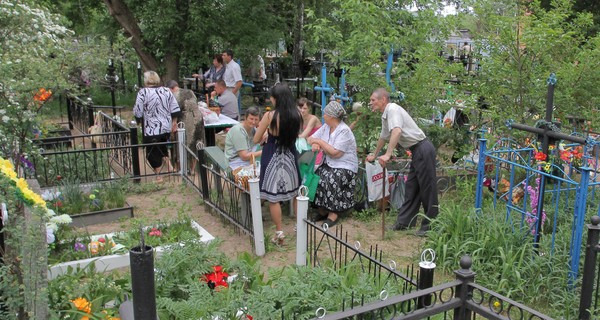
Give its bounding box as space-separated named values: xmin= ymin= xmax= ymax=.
xmin=311 ymin=213 xmax=327 ymax=222
xmin=322 ymin=218 xmax=338 ymax=228
xmin=271 ymin=231 xmax=285 ymax=246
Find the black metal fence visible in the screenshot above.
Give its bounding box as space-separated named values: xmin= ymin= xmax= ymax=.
xmin=185 ymin=146 xmax=254 ymax=239
xmin=66 ymin=94 xmax=124 ymax=134
xmin=316 ymin=256 xmax=554 ymax=319
xmin=579 ymin=216 xmax=600 ymax=319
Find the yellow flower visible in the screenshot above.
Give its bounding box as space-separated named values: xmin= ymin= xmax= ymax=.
xmin=544 ymin=163 xmax=551 ymax=172
xmin=16 ymin=178 xmax=29 ymax=191
xmin=71 ymin=297 xmax=92 ymax=314
xmin=89 ymin=194 xmax=96 ymax=200
xmin=493 ymin=301 xmax=501 ymax=308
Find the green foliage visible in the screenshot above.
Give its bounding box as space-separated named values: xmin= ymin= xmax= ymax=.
xmin=32 ymin=148 xmax=111 ymax=187
xmin=425 ymin=197 xmax=579 ymax=317
xmin=48 ymin=265 xmax=128 ymax=319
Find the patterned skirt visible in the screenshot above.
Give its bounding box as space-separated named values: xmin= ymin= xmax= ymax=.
xmin=314 ymin=163 xmax=356 ymax=213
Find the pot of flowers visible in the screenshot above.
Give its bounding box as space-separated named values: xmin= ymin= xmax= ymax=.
xmin=43 ymin=179 xmax=134 ymax=227
xmin=47 ymin=216 xmax=214 ymax=279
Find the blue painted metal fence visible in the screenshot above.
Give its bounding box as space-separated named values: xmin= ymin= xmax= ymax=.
xmin=474 ymin=136 xmax=599 ymax=282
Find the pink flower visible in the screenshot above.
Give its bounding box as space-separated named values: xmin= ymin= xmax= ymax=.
xmin=149 ymin=227 xmax=162 ymax=237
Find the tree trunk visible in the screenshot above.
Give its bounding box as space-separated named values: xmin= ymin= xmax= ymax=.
xmin=103 ymin=0 xmax=160 ymax=72
xmin=163 ymin=53 xmax=179 ymax=83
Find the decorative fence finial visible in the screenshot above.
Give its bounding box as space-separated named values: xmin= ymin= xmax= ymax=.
xmin=547 ymin=73 xmax=557 ymax=86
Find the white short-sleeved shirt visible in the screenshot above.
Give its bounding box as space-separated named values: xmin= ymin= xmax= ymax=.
xmin=380 ymin=103 xmax=426 ymax=149
xmin=312 ymin=121 xmax=358 ymax=173
xmin=223 ymin=60 xmax=242 ymax=88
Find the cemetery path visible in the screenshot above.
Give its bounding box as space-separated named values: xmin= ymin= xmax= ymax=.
xmin=80 ymin=178 xmax=426 ymax=271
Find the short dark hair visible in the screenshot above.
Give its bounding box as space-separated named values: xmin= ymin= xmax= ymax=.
xmin=215 ymin=79 xmax=226 ymax=88
xmin=223 ymin=49 xmax=234 ymax=59
xmin=213 ymin=53 xmax=223 ymax=64
xmin=165 ymin=80 xmax=178 ymax=89
xmin=245 ymin=107 xmax=260 ymax=118
xmin=297 ymin=97 xmax=308 ymax=107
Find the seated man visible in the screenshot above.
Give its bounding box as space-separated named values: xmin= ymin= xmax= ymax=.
xmin=225 ymin=107 xmax=262 ymax=170
xmin=211 ymin=79 xmax=239 ymax=120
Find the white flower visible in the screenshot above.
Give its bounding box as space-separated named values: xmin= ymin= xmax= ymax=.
xmin=46 ymin=227 xmax=55 ymax=244
xmin=46 ymin=208 xmax=56 ymax=217
xmin=41 ymin=190 xmax=60 ymax=201
xmin=50 ymin=214 xmax=72 ymax=225
xmin=0 ymin=109 xmax=5 ymax=114
xmin=2 ymin=116 xmax=9 ymax=123
xmin=46 ymin=222 xmax=57 ymax=232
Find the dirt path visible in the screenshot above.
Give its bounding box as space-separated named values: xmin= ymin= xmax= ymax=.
xmin=81 ymin=177 xmax=427 ymax=271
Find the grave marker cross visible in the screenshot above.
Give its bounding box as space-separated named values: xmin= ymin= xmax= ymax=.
xmin=507 ymin=73 xmax=587 ymax=248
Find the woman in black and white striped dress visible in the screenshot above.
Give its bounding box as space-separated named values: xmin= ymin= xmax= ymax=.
xmin=133 ymin=71 xmax=181 ymax=181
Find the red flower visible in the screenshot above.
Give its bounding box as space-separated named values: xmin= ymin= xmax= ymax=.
xmin=572 ymin=146 xmax=583 ymax=159
xmin=202 ymin=265 xmax=229 ymax=289
xmin=98 ymin=237 xmax=106 ymax=243
xmin=55 ymin=200 xmax=63 ymax=207
xmin=534 ymin=151 xmax=547 ymax=162
xmin=559 ymin=150 xmax=572 ymax=162
xmin=406 ymin=150 xmax=412 ymax=157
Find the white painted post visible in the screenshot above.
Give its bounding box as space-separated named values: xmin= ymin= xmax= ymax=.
xmin=248 ymin=178 xmax=265 ymax=256
xmin=296 ymin=186 xmax=309 ymax=266
xmin=177 ymin=125 xmax=186 ymax=176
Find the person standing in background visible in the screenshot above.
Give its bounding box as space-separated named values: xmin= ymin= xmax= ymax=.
xmin=366 ymin=88 xmax=438 ymax=237
xmin=134 ymin=71 xmax=181 ymax=182
xmin=222 ymin=49 xmax=243 ymax=95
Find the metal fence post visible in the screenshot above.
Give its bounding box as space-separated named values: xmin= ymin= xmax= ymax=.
xmin=66 ymin=95 xmax=74 ymax=130
xmin=417 ymin=249 xmax=436 ymax=308
xmin=177 ymin=126 xmax=186 ymax=176
xmin=579 ymin=216 xmax=600 ymax=320
xmin=475 ymin=138 xmax=487 ymax=212
xmin=197 ymin=148 xmax=209 ymax=200
xmin=248 ymin=178 xmax=265 ymax=256
xmin=570 ymin=166 xmax=592 ymax=283
xmin=129 ymin=124 xmax=141 ymax=183
xmin=453 ymin=255 xmax=475 ymax=319
xmin=296 ymin=187 xmax=309 ymax=266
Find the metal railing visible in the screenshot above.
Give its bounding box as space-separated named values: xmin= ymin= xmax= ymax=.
xmin=316 ymin=256 xmax=554 ymax=320
xmin=579 ymin=216 xmax=600 ymax=319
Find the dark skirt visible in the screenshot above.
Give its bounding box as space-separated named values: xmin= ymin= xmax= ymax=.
xmin=314 ymin=163 xmax=356 ymax=213
xmin=143 ymin=133 xmax=170 ymax=169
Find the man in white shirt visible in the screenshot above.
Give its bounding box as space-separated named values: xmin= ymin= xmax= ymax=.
xmin=222 ymin=49 xmax=243 ymax=95
xmin=366 ymin=88 xmax=439 ymax=237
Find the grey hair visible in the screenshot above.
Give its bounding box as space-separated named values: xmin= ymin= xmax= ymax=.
xmin=144 ymin=71 xmax=161 ymax=86
xmin=373 ymin=88 xmax=390 ymax=101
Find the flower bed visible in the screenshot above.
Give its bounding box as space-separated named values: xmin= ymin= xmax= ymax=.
xmin=47 ymin=220 xmax=215 ymax=279
xmin=69 ymin=202 xmax=134 ymax=227
xmin=43 ymin=180 xmax=132 ymax=226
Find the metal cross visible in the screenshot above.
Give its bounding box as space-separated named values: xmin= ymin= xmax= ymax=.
xmin=507 ymin=73 xmax=587 ymax=248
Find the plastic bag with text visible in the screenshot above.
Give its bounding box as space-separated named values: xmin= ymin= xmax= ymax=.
xmin=365 ymin=161 xmax=393 ymax=202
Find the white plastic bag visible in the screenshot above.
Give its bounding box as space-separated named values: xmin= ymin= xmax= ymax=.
xmin=199 ymin=106 xmax=219 ymax=124
xmin=366 ymin=161 xmax=392 ymax=202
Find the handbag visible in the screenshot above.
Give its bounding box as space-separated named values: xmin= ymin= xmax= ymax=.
xmin=299 ymin=153 xmax=320 ymax=202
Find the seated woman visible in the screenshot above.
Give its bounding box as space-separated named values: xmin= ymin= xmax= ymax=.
xmin=307 ymin=101 xmax=358 ymax=227
xmin=298 ymin=97 xmax=322 ymax=138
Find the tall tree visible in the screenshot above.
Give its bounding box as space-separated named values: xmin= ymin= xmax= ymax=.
xmin=102 ymin=0 xmax=287 ymax=81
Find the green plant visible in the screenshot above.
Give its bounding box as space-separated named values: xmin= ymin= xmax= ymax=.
xmin=48 ymin=264 xmax=128 ymax=319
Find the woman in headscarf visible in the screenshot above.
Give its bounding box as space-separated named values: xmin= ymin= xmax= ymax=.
xmin=307 ymin=101 xmax=358 ymax=227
